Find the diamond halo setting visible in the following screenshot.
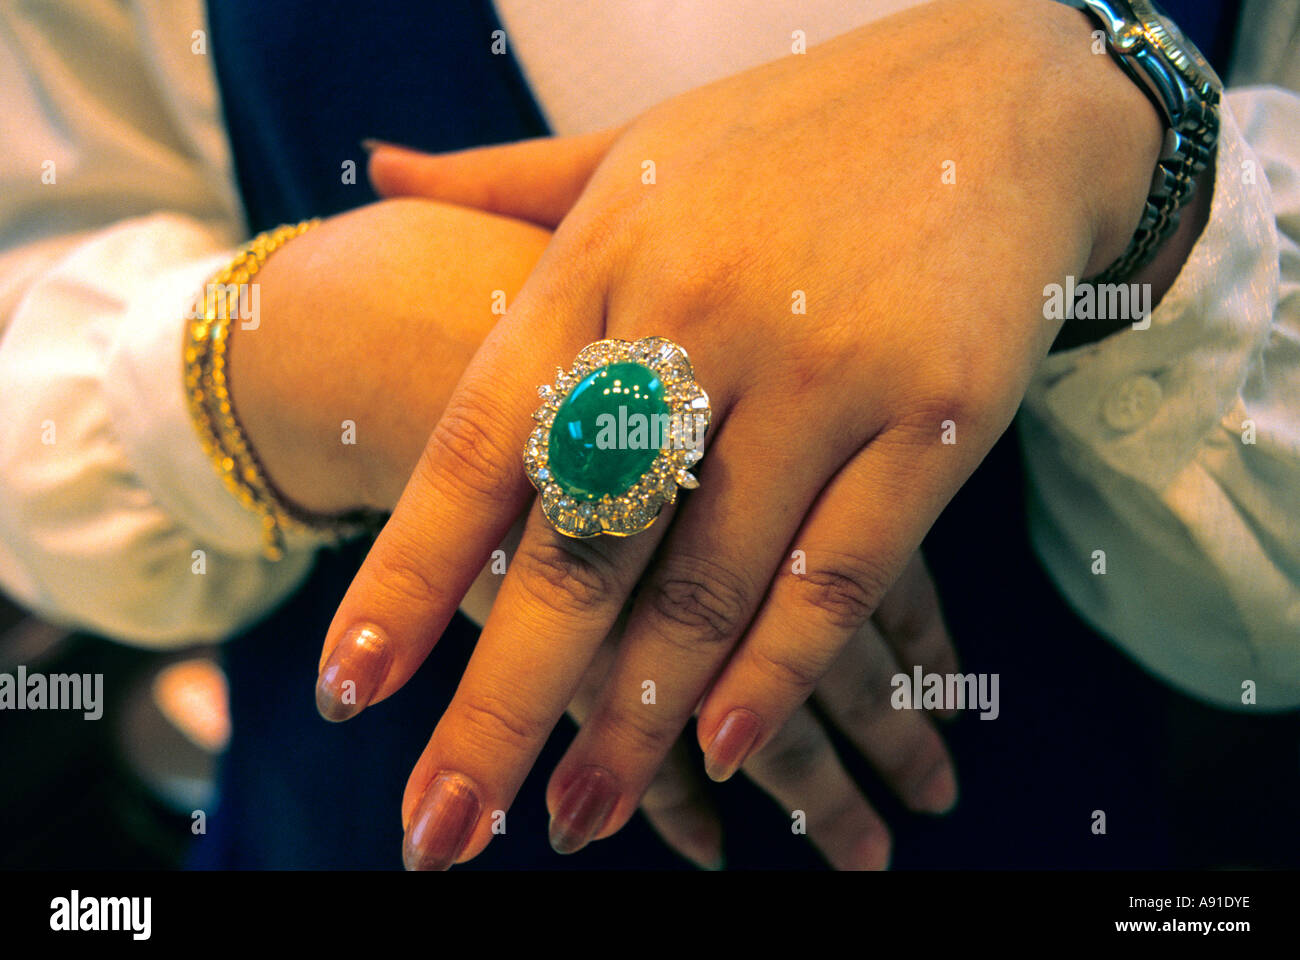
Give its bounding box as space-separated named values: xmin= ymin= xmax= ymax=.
xmin=524 ymin=337 xmax=711 ymax=538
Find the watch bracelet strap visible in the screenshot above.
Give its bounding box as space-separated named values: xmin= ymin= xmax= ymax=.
xmin=1081 ymin=3 xmax=1221 ymax=283
xmin=1093 ymin=116 xmax=1217 ymax=284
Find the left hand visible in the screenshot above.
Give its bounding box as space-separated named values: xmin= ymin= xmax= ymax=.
xmin=324 ymin=0 xmax=1161 ymax=869
xmin=460 ymin=524 xmax=960 ymax=870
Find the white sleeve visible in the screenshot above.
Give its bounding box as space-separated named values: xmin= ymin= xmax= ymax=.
xmin=1019 ymin=87 xmax=1300 ymax=710
xmin=0 ymin=1 xmax=327 ymax=647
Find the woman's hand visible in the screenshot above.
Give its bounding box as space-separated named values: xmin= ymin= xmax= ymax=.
xmin=323 ymin=0 xmax=1162 ymax=869
xmin=237 ymin=196 xmax=959 ymax=869
xmin=462 ymin=525 xmax=959 ymax=870
xmin=228 ymin=197 xmax=549 ymax=517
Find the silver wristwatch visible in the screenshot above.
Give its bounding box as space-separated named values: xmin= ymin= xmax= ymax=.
xmin=1063 ymin=0 xmax=1222 ymax=282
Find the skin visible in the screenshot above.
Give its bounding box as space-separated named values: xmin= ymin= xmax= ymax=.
xmin=290 ymin=0 xmax=1209 ymax=869
xmin=235 ymin=198 xmax=961 ymax=870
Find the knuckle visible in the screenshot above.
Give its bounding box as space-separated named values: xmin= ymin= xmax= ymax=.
xmin=877 ymin=597 xmax=932 ymax=649
xmin=456 ymin=691 xmax=547 ymax=752
xmin=644 ymin=557 xmax=752 ymax=648
xmin=512 ymin=538 xmax=619 ymax=618
xmin=747 ymin=644 xmax=825 ymax=698
xmin=593 ymin=702 xmax=678 ymax=759
xmin=662 ymin=251 xmax=740 ymax=315
xmin=830 ymin=647 xmax=895 ymax=730
xmin=421 ymin=391 xmax=521 ymax=504
xmin=750 ymin=723 xmax=829 ymax=783
xmin=369 ymin=532 xmax=447 ymax=610
xmin=794 ymin=570 xmax=875 ymax=631
xmin=556 ymin=194 xmax=635 ymax=267
xmin=645 ymin=237 xmax=757 ymax=332
xmin=890 ymin=614 xmax=951 ymax=668
xmin=883 ymin=348 xmax=981 ymax=437
xmin=838 ymin=681 xmax=892 ymax=732
xmin=886 ymin=364 xmax=1003 ymax=444
xmin=783 ymin=555 xmax=889 ymax=631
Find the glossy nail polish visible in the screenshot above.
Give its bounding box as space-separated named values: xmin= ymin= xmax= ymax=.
xmin=403 ymin=772 xmax=483 ymax=871
xmin=315 ymin=625 xmax=392 ymax=722
xmin=549 ymin=766 xmax=619 ymax=855
xmin=915 ymin=760 xmax=958 ymax=814
xmin=703 ymin=708 xmax=761 ymax=782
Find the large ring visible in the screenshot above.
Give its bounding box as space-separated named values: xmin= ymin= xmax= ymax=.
xmin=524 ymin=337 xmax=711 ymax=538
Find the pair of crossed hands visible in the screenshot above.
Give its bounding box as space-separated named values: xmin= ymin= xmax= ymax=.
xmin=311 ymin=0 xmax=1163 ymax=869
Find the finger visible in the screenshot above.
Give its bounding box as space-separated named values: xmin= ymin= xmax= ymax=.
xmin=873 ymin=552 xmax=961 ymax=720
xmin=697 ymin=422 xmax=981 ymax=780
xmin=315 ymin=235 xmax=606 ymax=723
xmin=401 ymin=324 xmax=748 ymax=866
xmin=544 ymin=401 xmax=858 ymax=853
xmin=814 ymin=620 xmax=958 ymax=814
xmin=461 ymin=523 xmax=727 ymax=869
xmin=367 ymin=129 xmax=622 ymax=227
xmin=741 ymin=703 xmax=891 ymax=870
xmin=400 ymin=500 xmax=667 ymax=869
xmin=564 ymin=601 xmax=724 ymax=870
xmin=635 ymin=740 xmax=726 ymax=870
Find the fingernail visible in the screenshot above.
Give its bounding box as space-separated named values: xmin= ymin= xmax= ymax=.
xmin=316 ymin=625 xmax=392 ymax=722
xmin=549 ymin=766 xmax=619 ymax=855
xmin=403 ymin=772 xmax=482 ymax=871
xmin=915 ymin=760 xmax=958 ymax=815
xmin=675 ymin=811 xmax=725 ymax=871
xmin=360 ymin=138 xmax=388 ymax=153
xmin=703 ymin=708 xmax=761 ymax=783
xmin=847 ymin=831 xmax=892 ymax=871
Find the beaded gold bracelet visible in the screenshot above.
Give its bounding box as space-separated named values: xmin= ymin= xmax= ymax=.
xmin=183 ymin=219 xmax=385 ymax=561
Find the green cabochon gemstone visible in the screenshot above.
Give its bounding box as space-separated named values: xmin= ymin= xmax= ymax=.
xmin=548 ymin=362 xmax=670 ymax=501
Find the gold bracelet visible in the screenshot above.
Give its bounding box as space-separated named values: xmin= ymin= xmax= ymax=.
xmin=184 ymin=219 xmax=385 ymax=561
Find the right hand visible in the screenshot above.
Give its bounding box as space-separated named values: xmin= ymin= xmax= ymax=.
xmin=240 ymin=197 xmax=959 ymax=869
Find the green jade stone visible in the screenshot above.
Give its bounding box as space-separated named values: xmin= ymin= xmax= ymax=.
xmin=548 ymin=362 xmax=669 ymax=501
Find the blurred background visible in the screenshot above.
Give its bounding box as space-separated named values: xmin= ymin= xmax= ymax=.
xmin=0 ymin=593 xmax=225 ymax=868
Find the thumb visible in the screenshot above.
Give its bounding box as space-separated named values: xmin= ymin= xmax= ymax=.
xmin=365 ymin=128 xmax=622 ymax=228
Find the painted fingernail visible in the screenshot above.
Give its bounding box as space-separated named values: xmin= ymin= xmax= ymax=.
xmin=847 ymin=831 xmax=892 ymax=871
xmin=703 ymin=708 xmax=761 ymax=782
xmin=315 ymin=625 xmax=392 ymax=722
xmin=915 ymin=760 xmax=958 ymax=815
xmin=403 ymin=772 xmax=482 ymax=871
xmin=549 ymin=766 xmax=619 ymax=855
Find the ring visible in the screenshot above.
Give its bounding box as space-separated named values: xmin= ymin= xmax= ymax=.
xmin=524 ymin=337 xmax=711 ymax=538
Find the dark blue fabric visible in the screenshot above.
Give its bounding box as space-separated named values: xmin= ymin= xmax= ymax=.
xmin=194 ymin=1 xmax=1296 ymax=871
xmin=207 ymin=0 xmax=549 ymax=233
xmin=1158 ymin=0 xmax=1241 ymax=79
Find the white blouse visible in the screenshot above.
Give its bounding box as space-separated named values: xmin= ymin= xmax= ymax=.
xmin=0 ymin=0 xmax=1297 ymax=710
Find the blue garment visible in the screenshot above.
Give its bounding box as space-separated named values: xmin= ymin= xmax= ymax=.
xmin=194 ymin=0 xmax=1280 ymax=871
xmin=208 ymin=0 xmax=548 ymax=231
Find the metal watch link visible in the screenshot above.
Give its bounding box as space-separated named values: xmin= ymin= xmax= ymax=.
xmin=1063 ymin=0 xmax=1222 ymax=283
